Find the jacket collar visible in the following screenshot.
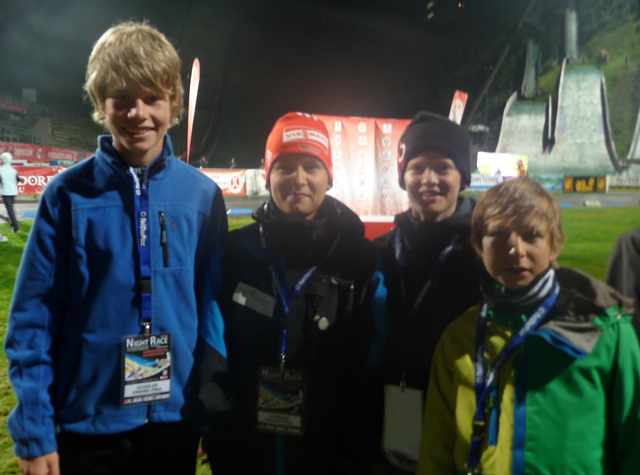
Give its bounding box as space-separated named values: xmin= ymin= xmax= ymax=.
xmin=96 ymin=134 xmax=172 ymax=177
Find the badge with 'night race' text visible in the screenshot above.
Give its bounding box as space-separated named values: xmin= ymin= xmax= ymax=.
xmin=256 ymin=366 xmax=306 ymax=437
xmin=121 ymin=333 xmax=172 ymax=406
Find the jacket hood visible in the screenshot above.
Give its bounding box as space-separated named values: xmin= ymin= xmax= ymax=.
xmin=1 ymin=152 xmax=13 ymax=165
xmin=556 ymin=266 xmax=635 ymax=318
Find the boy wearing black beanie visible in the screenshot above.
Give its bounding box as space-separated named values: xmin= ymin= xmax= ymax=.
xmin=373 ymin=112 xmax=482 ymax=473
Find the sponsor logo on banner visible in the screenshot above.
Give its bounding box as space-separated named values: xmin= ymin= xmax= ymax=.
xmin=382 ymin=123 xmax=392 ymax=134
xmin=334 ymin=135 xmax=342 ymax=146
xmin=359 ymin=178 xmax=366 ymax=187
xmin=382 ymin=151 xmax=391 ymax=161
xmin=334 ymin=121 xmax=342 ymax=132
xmin=283 ymin=126 xmax=329 ymax=150
xmin=382 ymin=165 xmax=390 ymax=175
xmin=358 ymin=122 xmax=367 ymax=133
xmin=16 ymin=167 xmax=66 ymax=195
xmin=382 ymin=137 xmax=392 ymax=148
xmin=381 ymin=190 xmax=389 ymax=201
xmin=334 ymin=163 xmax=341 ymax=173
xmin=358 ymin=164 xmax=367 ymax=174
xmin=398 ymin=142 xmax=406 ymax=166
xmin=333 ymin=177 xmax=341 ymax=187
xmin=358 ymin=150 xmax=366 ymax=160
xmin=359 ymin=136 xmax=367 ymax=146
xmin=357 ymin=189 xmax=366 ymax=202
xmin=333 ymin=149 xmax=342 ymax=160
xmin=200 ymin=169 xmax=247 ymax=196
xmin=380 ymin=177 xmax=390 ymax=187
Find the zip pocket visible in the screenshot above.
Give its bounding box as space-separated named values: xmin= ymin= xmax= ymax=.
xmin=159 ymin=211 xmax=169 ymax=267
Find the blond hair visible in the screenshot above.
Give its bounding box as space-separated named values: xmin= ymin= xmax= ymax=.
xmin=84 ymin=21 xmax=184 ymax=126
xmin=471 ymin=176 xmax=565 ymax=254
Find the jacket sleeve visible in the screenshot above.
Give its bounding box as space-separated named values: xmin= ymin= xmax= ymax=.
xmin=193 ymin=185 xmax=232 ymax=426
xmin=4 ymin=188 xmax=70 ymax=458
xmin=417 ymin=329 xmax=457 ymax=475
xmin=611 ymin=318 xmax=640 ymax=474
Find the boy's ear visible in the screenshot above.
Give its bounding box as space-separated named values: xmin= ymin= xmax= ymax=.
xmin=460 ymin=182 xmax=469 ymax=191
xmin=549 ymin=245 xmax=561 ymax=262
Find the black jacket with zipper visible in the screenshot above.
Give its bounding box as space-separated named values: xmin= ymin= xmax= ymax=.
xmin=209 ymin=195 xmax=378 ymax=475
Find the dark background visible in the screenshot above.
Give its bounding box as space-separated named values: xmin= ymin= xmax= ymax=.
xmin=1 ymin=0 xmax=634 ymax=166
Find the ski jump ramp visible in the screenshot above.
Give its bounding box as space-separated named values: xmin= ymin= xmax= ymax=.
xmin=496 ymin=63 xmax=619 ymax=176
xmin=496 ymin=92 xmax=547 ymax=157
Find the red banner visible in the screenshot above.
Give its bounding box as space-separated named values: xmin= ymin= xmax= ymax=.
xmin=16 ymin=167 xmax=67 ymax=195
xmin=316 ymin=115 xmax=410 ymax=216
xmin=199 ymin=168 xmax=246 ymax=196
xmin=0 ymin=99 xmax=28 ymax=115
xmin=0 ymin=141 xmax=80 ymax=164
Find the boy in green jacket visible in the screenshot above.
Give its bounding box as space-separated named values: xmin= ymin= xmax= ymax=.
xmin=418 ymin=176 xmax=640 ymax=475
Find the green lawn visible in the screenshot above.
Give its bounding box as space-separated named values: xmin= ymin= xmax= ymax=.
xmin=1 ymin=209 xmax=640 ymax=472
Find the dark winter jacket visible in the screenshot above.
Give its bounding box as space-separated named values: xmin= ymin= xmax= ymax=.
xmin=210 ymin=195 xmax=377 ymax=475
xmin=373 ymin=195 xmax=483 ymax=392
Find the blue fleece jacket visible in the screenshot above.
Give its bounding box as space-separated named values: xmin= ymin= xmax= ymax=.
xmin=5 ymin=135 xmax=228 ymax=458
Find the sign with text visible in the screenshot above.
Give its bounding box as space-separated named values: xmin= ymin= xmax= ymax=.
xmin=199 ymin=168 xmax=247 ymax=196
xmin=16 ymin=166 xmax=67 ymax=195
xmin=563 ymin=176 xmax=606 ymax=193
xmin=316 ymin=115 xmax=410 ymax=216
xmin=0 ymin=141 xmax=81 ymax=164
xmin=606 ymin=175 xmax=640 ymax=192
xmin=0 ymin=99 xmax=28 ymax=115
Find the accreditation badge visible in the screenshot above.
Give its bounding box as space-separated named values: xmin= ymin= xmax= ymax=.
xmin=382 ymin=384 xmax=424 ymax=469
xmin=256 ymin=366 xmax=306 ymax=437
xmin=121 ymin=333 xmax=172 ymax=406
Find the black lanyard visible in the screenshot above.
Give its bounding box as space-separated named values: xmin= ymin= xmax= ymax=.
xmin=394 ymin=228 xmax=460 ymax=389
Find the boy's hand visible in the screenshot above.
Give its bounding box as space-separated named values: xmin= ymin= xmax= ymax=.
xmin=19 ymin=451 xmax=60 ymax=475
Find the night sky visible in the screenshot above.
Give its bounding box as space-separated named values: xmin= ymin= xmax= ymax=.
xmin=0 ymin=0 xmax=542 ymax=165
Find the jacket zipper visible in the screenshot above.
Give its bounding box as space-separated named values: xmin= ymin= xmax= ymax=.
xmin=159 ymin=212 xmax=169 ymax=267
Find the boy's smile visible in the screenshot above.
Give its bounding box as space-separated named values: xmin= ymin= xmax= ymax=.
xmin=267 ymin=153 xmax=331 ymax=220
xmin=481 ymin=219 xmax=559 ymax=289
xmin=404 ymin=151 xmax=465 ymax=222
xmin=103 ymin=81 xmax=171 ymax=166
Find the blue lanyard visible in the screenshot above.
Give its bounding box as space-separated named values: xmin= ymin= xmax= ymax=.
xmin=465 ymin=283 xmax=559 ymax=474
xmin=259 ymin=224 xmax=340 ymax=372
xmin=130 ymin=168 xmax=153 ymax=336
xmin=394 ymin=228 xmax=460 ymax=389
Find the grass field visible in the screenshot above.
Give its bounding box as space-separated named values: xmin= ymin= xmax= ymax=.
xmin=1 ymin=209 xmax=639 ymax=473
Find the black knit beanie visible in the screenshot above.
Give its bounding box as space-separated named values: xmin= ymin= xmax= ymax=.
xmin=397 ymin=111 xmax=471 ymax=189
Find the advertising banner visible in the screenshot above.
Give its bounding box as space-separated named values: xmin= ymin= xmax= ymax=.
xmin=449 ymin=90 xmax=468 ymax=125
xmin=316 ymin=115 xmax=410 ymax=217
xmin=468 ymin=174 xmax=503 ymax=191
xmin=606 ymin=175 xmax=640 ymax=192
xmin=563 ymin=176 xmax=606 ymax=193
xmin=199 ymin=168 xmax=246 ymax=196
xmin=0 ymin=99 xmax=28 ymax=115
xmin=476 ymin=152 xmax=528 ymax=177
xmin=534 ymin=175 xmax=565 ymax=191
xmin=0 ymin=141 xmax=80 ymax=164
xmin=16 ymin=166 xmax=67 ymax=195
